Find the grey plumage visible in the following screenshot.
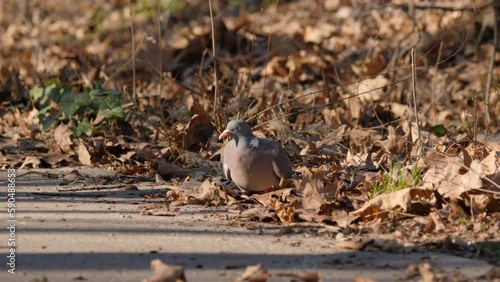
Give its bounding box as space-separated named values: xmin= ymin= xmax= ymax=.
xmin=219 ymin=120 xmax=293 ymax=192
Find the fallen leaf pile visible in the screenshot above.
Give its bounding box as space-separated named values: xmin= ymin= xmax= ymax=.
xmin=1 ymin=0 xmax=499 ymax=272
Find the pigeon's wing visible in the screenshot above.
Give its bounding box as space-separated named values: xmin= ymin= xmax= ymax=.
xmin=260 ymin=139 xmax=293 ymax=179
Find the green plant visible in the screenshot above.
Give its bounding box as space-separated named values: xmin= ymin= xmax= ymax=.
xmin=367 ymin=163 xmax=422 ymax=199
xmin=477 ymin=241 xmax=500 ymax=257
xmin=29 ymin=79 xmax=124 ymax=136
xmin=410 ymin=164 xmax=421 ymax=187
xmin=135 ymin=0 xmax=179 ymax=19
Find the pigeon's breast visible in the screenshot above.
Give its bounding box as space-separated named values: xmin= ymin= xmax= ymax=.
xmin=225 ymin=145 xmax=280 ymax=191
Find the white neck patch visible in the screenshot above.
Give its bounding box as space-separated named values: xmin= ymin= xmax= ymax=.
xmin=249 ymin=137 xmax=259 ymax=148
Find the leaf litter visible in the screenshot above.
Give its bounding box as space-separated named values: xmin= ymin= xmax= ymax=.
xmin=1 ymin=0 xmax=499 ymax=280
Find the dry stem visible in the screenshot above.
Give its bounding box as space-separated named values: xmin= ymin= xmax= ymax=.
xmin=208 ymin=0 xmax=224 ymax=131
xmin=411 ymin=49 xmax=423 ymax=157
xmin=128 ymin=0 xmax=137 ymax=102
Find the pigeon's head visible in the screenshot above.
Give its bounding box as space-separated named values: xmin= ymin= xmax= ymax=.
xmin=218 ymin=120 xmax=253 ymax=141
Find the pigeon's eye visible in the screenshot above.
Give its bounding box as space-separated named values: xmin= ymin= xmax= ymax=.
xmin=236 ymin=126 xmax=241 ymax=130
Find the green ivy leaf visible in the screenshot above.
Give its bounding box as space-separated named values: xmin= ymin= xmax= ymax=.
xmin=74 ymin=117 xmax=92 ymax=137
xmin=43 ymin=77 xmax=61 ymax=88
xmin=30 ymin=81 xmax=125 ymax=133
xmin=38 ymin=106 xmax=61 ymax=131
xmin=456 ymin=122 xmax=468 ymax=132
xmin=91 ymin=89 xmax=123 ymax=111
xmin=430 ymin=124 xmax=447 ymax=137
xmin=30 ymin=82 xmax=69 ymax=108
xmin=99 ymin=106 xmax=123 ymax=119
xmin=59 ymin=92 xmax=92 ymax=117
xmin=29 ymin=87 xmax=44 ymax=103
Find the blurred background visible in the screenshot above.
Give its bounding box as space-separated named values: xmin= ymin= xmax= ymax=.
xmin=0 ymin=0 xmax=497 ymax=167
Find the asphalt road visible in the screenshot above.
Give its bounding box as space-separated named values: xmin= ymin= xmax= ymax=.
xmin=0 ymin=168 xmax=494 ymax=281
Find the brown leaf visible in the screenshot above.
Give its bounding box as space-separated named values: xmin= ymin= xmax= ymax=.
xmin=478 ymin=149 xmax=500 ymax=188
xmin=266 ymin=120 xmax=307 ymax=147
xmin=41 ymin=153 xmax=72 ymax=167
xmin=336 ymin=237 xmax=371 ymax=251
xmin=348 ymin=96 xmax=362 ymax=121
xmin=183 ymin=111 xmax=215 ymax=151
xmin=158 ymin=159 xmax=214 ymax=180
xmin=375 ymin=126 xmax=406 ymax=155
xmin=353 ymin=278 xmax=375 ymax=282
xmin=296 ymin=209 xmax=331 ymax=225
xmin=239 ymin=206 xmax=277 ymax=222
xmin=270 ymin=197 xmax=296 ymax=225
xmin=235 ymin=264 xmax=269 ymax=282
xmin=366 ymin=234 xmax=403 ymax=252
xmin=166 ymin=30 xmax=189 ymax=49
xmin=422 ymin=149 xmax=460 ymax=170
xmin=53 ymin=124 xmax=73 ymax=154
xmin=353 ymin=188 xmax=435 ymax=221
xmin=418 ymin=263 xmax=435 ymax=282
xmin=428 ymin=158 xmax=489 ymax=200
xmin=165 ymin=178 xmax=236 ymax=206
xmin=189 ymin=178 xmax=236 ymax=205
xmin=141 ymin=209 xmax=177 ymax=217
xmin=62 ymin=170 xmax=81 ymax=183
xmin=19 ymin=156 xmax=41 ymax=169
xmin=283 ymin=271 xmax=323 ymax=282
xmin=143 ymin=259 xmax=186 ymax=282
xmin=222 ymin=14 xmax=251 ymax=31
xmin=298 ymin=168 xmax=325 ymax=211
xmin=468 ymin=194 xmax=500 ymax=212
xmin=303 ymin=23 xmax=336 ymax=44
xmin=355 ymin=76 xmax=388 ymax=103
xmin=330 ymin=210 xmax=357 ymax=228
xmin=429 ymin=211 xmax=446 ymax=232
xmin=251 ymin=188 xmax=296 ymax=206
xmin=300 ymin=141 xmax=321 ymax=156
xmin=76 ymin=140 xmax=92 ymax=166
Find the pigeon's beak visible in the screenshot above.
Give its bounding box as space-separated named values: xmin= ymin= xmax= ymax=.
xmin=218 ymin=129 xmax=232 ymax=140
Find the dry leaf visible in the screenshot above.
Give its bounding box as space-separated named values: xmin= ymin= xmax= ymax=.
xmin=298 ymin=168 xmax=325 ymax=211
xmin=251 ymin=188 xmax=295 ymax=206
xmin=143 ymin=259 xmax=186 ymax=282
xmin=295 ymin=272 xmax=322 ymax=282
xmin=183 ymin=112 xmax=215 ymax=151
xmin=53 ymin=124 xmax=73 ymax=154
xmin=166 ymin=178 xmax=236 ymax=206
xmin=190 ymin=178 xmax=236 ymax=205
xmin=375 ymin=126 xmax=406 ymax=155
xmin=303 ymin=23 xmax=336 ymax=44
xmin=62 ymin=170 xmax=81 ymax=183
xmin=239 ymin=206 xmax=276 ymax=222
xmin=468 ymin=194 xmax=500 ymax=212
xmin=141 ymin=209 xmax=177 ymax=217
xmin=429 ymin=211 xmax=446 ymax=232
xmin=422 ymin=149 xmax=460 ymax=170
xmin=353 ymin=278 xmax=375 ymax=282
xmin=158 ymin=159 xmax=214 ymax=180
xmin=418 ymin=263 xmax=436 ymax=282
xmin=365 ymin=234 xmax=403 ymax=252
xmin=76 ymin=140 xmax=92 ymax=166
xmin=19 ymin=156 xmax=41 ymax=169
xmin=336 ymin=237 xmax=371 ymax=250
xmin=353 ymin=188 xmax=435 ymax=221
xmin=428 ymin=157 xmax=491 ymax=200
xmin=270 ymin=197 xmax=296 ymax=225
xmin=235 ymin=264 xmax=269 ymax=282
xmin=355 ymin=76 xmax=388 ymax=102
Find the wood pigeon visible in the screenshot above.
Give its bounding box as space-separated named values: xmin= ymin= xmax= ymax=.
xmin=219 ymin=120 xmax=293 ymax=192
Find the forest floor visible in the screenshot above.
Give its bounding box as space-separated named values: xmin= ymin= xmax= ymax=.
xmin=0 ymin=0 xmax=499 ymax=281
xmin=1 ymin=168 xmax=496 ymax=281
